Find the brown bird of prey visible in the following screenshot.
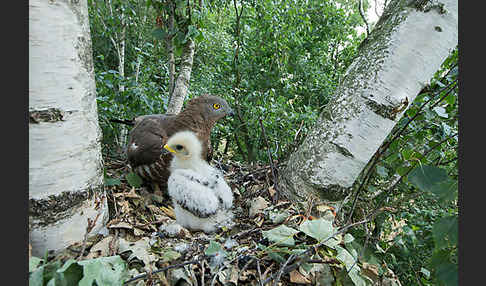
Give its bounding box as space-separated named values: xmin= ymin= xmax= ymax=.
xmin=126 ymin=95 xmax=234 ymax=194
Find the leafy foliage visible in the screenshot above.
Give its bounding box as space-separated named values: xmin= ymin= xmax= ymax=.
xmin=87 ymin=1 xmax=458 ymax=285
xmin=262 ymin=224 xmax=300 ymax=246
xmin=345 ymin=48 xmax=458 ymax=286
xmin=29 ymin=256 xmax=130 ymax=286
xmin=89 ymin=0 xmax=364 ymax=161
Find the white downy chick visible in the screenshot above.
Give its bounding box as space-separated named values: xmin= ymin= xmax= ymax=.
xmin=164 ymin=131 xmax=234 ymax=233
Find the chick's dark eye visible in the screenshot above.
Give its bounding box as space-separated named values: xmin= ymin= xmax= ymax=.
xmin=175 ymin=145 xmax=183 ymax=150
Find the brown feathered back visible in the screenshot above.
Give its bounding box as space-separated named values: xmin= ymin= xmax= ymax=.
xmin=127 ymin=95 xmax=234 ymax=193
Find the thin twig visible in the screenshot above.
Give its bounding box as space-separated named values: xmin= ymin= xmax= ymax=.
xmin=77 ymin=213 xmax=101 ymax=261
xmin=359 ymin=0 xmax=370 ymax=37
xmin=259 ymin=119 xmax=279 ymax=203
xmin=429 ymin=81 xmax=457 ymax=109
xmin=257 ymin=259 xmax=264 ymax=286
xmin=262 ymin=218 xmax=373 ymax=285
xmin=347 ymin=220 xmax=371 ymax=273
xmin=344 ymin=79 xmax=457 ymax=224
xmin=109 ymin=229 xmax=119 ymax=256
xmin=369 ymin=132 xmax=458 ymax=217
xmin=200 ymin=261 xmax=205 ymax=286
xmin=123 ymin=259 xmax=200 ymax=285
xmin=211 ymin=248 xmax=258 ymax=286
xmin=272 ymin=254 xmax=295 ymax=286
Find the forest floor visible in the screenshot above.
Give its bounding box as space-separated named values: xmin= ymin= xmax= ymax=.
xmin=39 ymin=153 xmax=402 ymax=286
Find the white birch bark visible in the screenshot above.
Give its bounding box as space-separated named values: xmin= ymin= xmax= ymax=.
xmin=107 ymin=1 xmax=128 ymax=147
xmin=135 ymin=9 xmax=148 ymax=84
xmin=29 ymin=0 xmax=108 ymax=257
xmin=279 ymin=0 xmax=458 ymax=202
xmin=166 ymin=38 xmax=195 ymax=114
xmin=167 ymin=8 xmax=176 ymax=98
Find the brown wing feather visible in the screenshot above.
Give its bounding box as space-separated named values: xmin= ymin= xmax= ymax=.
xmin=127 ymin=116 xmax=170 ymax=167
xmin=126 ymin=95 xmax=231 ymax=192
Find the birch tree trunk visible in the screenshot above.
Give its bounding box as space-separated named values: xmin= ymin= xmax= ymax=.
xmin=166 ymin=5 xmax=176 ymax=99
xmin=166 ymin=38 xmax=195 ymax=114
xmin=29 ymin=0 xmax=108 ymax=257
xmin=279 ymin=0 xmax=458 ymax=202
xmin=109 ymin=2 xmax=128 ymax=148
xmin=135 ymin=8 xmax=148 ymax=84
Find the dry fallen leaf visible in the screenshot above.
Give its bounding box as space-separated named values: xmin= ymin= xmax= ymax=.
xmin=254 ymin=214 xmax=264 ymax=227
xmin=146 ymin=204 xmax=165 ymax=216
xmin=268 ymin=185 xmax=276 ymax=197
xmin=85 ymin=235 xmax=113 ymax=259
xmin=125 ymin=188 xmax=142 ymax=199
xmin=239 ymin=269 xmax=256 ymax=282
xmin=118 ymin=237 xmax=158 ymax=271
xmin=160 ymin=206 xmax=175 ymax=219
xmin=118 ymin=200 xmax=132 ymax=214
xmin=316 ymin=204 xmax=333 ymax=212
xmin=249 ymin=196 xmax=269 ymax=218
xmin=108 ymin=221 xmax=133 ymax=230
xmin=289 ymin=269 xmax=311 ymax=284
xmin=362 ymin=262 xmax=381 ymax=283
xmin=133 ymin=227 xmax=146 ymax=237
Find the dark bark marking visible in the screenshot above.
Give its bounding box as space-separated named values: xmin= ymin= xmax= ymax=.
xmin=331 ymin=142 xmax=354 ymax=158
xmin=29 ymin=108 xmax=64 ymax=123
xmin=29 ymin=184 xmax=104 ymax=227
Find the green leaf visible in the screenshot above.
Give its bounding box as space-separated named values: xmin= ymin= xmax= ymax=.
xmin=420 ymin=267 xmax=431 ymax=279
xmin=396 ymin=166 xmax=409 ymax=176
xmin=429 ymin=249 xmax=450 ymax=268
xmin=401 ymin=148 xmax=414 ymax=161
xmin=433 ymin=106 xmax=448 ymax=118
xmin=204 ymin=241 xmax=225 ymax=256
xmin=42 ymin=261 xmax=63 ymax=286
xmin=408 ymin=165 xmax=457 ymax=203
xmin=435 ymin=262 xmax=458 ymax=286
xmin=56 ymin=259 xmax=84 ymax=286
xmin=160 ymin=249 xmax=181 ymax=262
xmin=432 ymin=216 xmax=458 ymax=249
xmin=298 ymin=218 xmax=334 ymax=242
xmin=268 ymin=251 xmax=286 ymax=263
xmin=343 ymin=233 xmax=355 ymax=244
xmin=335 ymin=246 xmax=356 ymax=271
xmin=29 ymin=257 xmax=44 ymax=272
xmin=348 ymin=268 xmax=367 ymax=286
xmin=445 ymin=93 xmax=456 ymax=105
xmin=151 ymin=28 xmax=167 ymax=40
xmin=262 ymin=224 xmax=299 ymax=246
xmin=376 ymin=166 xmax=388 ymax=178
xmin=29 ymin=266 xmax=45 ymax=286
xmin=433 ymin=179 xmax=457 ymax=202
xmin=104 ymin=178 xmax=122 ymax=186
xmin=77 ymin=256 xmax=129 ymax=286
xmin=408 ymin=165 xmax=448 ymax=192
xmin=125 ymin=172 xmax=143 ymax=188
xmin=335 ymin=246 xmax=367 ymax=286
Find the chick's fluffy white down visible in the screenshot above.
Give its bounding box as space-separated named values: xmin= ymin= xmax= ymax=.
xmin=168 ymin=167 xmax=234 ymax=233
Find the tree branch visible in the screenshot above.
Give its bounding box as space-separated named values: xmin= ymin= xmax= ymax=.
xmin=359 ymin=0 xmax=370 ymax=37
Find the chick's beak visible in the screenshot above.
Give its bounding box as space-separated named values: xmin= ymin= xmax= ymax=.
xmin=228 ymin=108 xmax=235 ymax=117
xmin=163 ymin=144 xmax=176 ymax=154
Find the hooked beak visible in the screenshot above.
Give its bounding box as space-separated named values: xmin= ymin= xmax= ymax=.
xmin=228 ymin=108 xmax=235 ymax=117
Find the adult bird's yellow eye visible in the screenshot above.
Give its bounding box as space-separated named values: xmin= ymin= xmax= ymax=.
xmin=213 ymin=103 xmax=221 ymax=110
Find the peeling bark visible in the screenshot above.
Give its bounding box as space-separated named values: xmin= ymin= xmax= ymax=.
xmin=29 ymin=0 xmax=107 ymax=256
xmin=279 ymin=0 xmax=458 ymax=202
xmin=166 ymin=38 xmax=195 ymax=114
